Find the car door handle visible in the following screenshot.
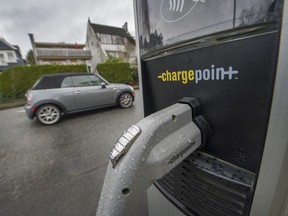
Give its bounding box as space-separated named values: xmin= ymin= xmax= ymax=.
xmin=75 ymin=90 xmax=81 ymax=94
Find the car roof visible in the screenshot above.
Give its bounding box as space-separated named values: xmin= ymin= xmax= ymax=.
xmin=32 ymin=73 xmax=96 ymax=90
xmin=40 ymin=72 xmax=89 ymax=78
xmin=31 ymin=72 xmax=109 ymax=90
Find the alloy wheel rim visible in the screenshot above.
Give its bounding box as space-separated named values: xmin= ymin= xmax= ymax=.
xmin=38 ymin=106 xmax=60 ymax=124
xmin=120 ymin=94 xmax=132 ymax=107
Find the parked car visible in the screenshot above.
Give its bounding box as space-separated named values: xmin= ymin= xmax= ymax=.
xmin=25 ymin=73 xmax=135 ymax=125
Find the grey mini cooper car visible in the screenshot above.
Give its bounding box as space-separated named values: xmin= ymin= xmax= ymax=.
xmin=25 ymin=73 xmax=135 ymax=125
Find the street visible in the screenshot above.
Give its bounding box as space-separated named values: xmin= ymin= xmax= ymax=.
xmin=0 ymin=90 xmax=143 ymax=216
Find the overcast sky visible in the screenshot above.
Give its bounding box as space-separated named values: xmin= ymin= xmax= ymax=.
xmin=0 ymin=0 xmax=135 ymax=58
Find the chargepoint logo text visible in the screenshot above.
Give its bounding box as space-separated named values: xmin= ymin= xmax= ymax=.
xmin=168 ymin=142 xmax=195 ymax=164
xmin=157 ymin=65 xmax=239 ymax=84
xmin=161 ymin=0 xmax=206 ymax=22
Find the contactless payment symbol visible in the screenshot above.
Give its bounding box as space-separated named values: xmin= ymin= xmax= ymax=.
xmin=161 ymin=0 xmax=206 ymax=22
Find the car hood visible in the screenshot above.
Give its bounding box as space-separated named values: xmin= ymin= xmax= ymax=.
xmin=108 ymin=83 xmax=132 ymax=89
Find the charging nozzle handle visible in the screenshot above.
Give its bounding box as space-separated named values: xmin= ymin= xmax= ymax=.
xmin=179 ymin=97 xmax=211 ymax=148
xmin=96 ymin=98 xmax=210 ymax=216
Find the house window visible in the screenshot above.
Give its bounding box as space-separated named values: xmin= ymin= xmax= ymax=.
xmin=100 ymin=34 xmax=112 ymax=44
xmin=112 ymin=35 xmax=124 ymax=45
xmin=100 ymin=34 xmax=105 ymax=43
xmin=7 ymin=52 xmax=15 ymax=62
xmin=0 ymin=54 xmax=5 ymax=65
xmin=99 ymin=33 xmax=126 ymax=45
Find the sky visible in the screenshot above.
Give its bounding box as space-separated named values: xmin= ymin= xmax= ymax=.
xmin=0 ymin=0 xmax=136 ymax=58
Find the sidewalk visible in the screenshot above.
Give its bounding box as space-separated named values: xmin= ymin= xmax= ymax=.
xmin=0 ymin=101 xmax=25 ymax=110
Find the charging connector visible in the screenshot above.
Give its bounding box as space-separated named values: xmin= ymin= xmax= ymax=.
xmin=96 ymin=98 xmax=210 ymax=216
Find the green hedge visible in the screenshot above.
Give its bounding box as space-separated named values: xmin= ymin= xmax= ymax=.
xmin=97 ymin=62 xmax=132 ymax=84
xmin=0 ymin=65 xmax=86 ymax=103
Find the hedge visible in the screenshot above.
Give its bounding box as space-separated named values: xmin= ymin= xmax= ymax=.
xmin=0 ymin=65 xmax=86 ymax=103
xmin=97 ymin=62 xmax=132 ymax=84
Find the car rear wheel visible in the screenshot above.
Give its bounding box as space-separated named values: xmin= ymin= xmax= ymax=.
xmin=119 ymin=92 xmax=133 ymax=108
xmin=36 ymin=104 xmax=61 ymax=125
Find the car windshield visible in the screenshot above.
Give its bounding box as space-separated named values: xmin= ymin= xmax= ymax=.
xmin=31 ymin=78 xmax=41 ymax=89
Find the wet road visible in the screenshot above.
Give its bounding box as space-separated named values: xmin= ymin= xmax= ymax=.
xmin=0 ymin=90 xmax=143 ymax=216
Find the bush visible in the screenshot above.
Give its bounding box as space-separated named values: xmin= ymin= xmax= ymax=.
xmin=0 ymin=65 xmax=87 ymax=102
xmin=97 ymin=62 xmax=132 ymax=84
xmin=131 ymin=65 xmax=138 ymax=85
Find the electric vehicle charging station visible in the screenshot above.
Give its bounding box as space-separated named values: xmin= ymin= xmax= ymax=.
xmin=96 ymin=0 xmax=288 ymax=215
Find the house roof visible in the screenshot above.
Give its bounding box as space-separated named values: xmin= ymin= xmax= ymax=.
xmin=90 ymin=22 xmax=132 ymax=39
xmin=0 ymin=38 xmax=17 ymax=51
xmin=34 ymin=42 xmax=85 ymax=49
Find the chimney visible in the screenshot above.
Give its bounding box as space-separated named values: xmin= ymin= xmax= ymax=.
xmin=28 ymin=33 xmax=35 ymax=49
xmin=122 ymin=22 xmax=128 ymax=32
xmin=28 ymin=33 xmax=38 ymax=65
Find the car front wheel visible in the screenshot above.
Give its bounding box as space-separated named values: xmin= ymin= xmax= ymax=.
xmin=36 ymin=104 xmax=61 ymax=125
xmin=118 ymin=92 xmax=133 ymax=108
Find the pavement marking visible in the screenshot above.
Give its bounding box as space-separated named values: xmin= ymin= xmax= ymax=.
xmin=16 ymin=110 xmax=26 ymax=113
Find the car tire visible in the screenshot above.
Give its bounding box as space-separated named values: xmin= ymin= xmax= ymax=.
xmin=36 ymin=104 xmax=61 ymax=125
xmin=118 ymin=92 xmax=133 ymax=108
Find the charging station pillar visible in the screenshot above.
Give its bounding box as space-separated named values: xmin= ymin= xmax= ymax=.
xmin=133 ymin=0 xmax=288 ymax=215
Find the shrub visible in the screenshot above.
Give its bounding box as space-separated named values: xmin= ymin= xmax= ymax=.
xmin=97 ymin=62 xmax=132 ymax=84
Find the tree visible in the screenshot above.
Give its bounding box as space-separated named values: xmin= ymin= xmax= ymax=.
xmin=26 ymin=50 xmax=36 ymax=65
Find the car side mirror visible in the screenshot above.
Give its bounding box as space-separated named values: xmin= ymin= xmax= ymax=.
xmin=101 ymin=82 xmax=106 ymax=88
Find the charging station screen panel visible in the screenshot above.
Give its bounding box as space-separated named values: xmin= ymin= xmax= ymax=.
xmin=136 ymin=0 xmax=282 ymax=54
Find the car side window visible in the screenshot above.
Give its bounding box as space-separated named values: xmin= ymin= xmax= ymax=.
xmin=72 ymin=75 xmax=102 ymax=87
xmin=61 ymin=77 xmax=74 ymax=88
xmin=89 ymin=75 xmax=102 ymax=86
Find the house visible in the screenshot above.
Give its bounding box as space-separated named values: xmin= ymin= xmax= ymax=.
xmin=86 ymin=19 xmax=136 ymax=73
xmin=0 ymin=38 xmax=24 ymax=72
xmin=28 ymin=34 xmax=92 ymax=66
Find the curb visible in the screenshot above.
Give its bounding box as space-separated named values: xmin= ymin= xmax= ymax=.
xmin=0 ymin=102 xmax=25 ymax=110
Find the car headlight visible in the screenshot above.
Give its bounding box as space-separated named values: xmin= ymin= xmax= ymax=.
xmin=26 ymin=92 xmax=32 ymax=105
xmin=128 ymin=86 xmax=134 ymax=92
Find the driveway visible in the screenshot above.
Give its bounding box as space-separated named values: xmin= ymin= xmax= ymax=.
xmin=0 ymin=90 xmax=144 ymax=216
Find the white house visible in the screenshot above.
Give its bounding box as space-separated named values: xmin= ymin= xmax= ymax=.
xmin=86 ymin=19 xmax=136 ymax=73
xmin=0 ymin=38 xmax=24 ymax=72
xmin=28 ymin=34 xmax=92 ymax=66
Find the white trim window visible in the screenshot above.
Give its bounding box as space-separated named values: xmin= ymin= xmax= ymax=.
xmin=7 ymin=52 xmax=16 ymax=62
xmin=0 ymin=53 xmax=6 ymax=65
